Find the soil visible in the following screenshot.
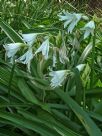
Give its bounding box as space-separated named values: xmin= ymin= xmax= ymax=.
xmin=89 ymin=0 xmax=102 ymax=10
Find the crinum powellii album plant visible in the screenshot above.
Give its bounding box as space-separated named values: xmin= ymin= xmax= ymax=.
xmin=1 ymin=4 xmax=102 ymax=135
xmin=3 ymin=11 xmax=95 ymax=88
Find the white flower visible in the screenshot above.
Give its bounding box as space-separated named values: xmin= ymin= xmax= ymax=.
xmin=3 ymin=43 xmax=23 ymax=58
xmin=35 ymin=39 xmax=49 ymax=60
xmin=49 ymin=70 xmax=69 ymax=88
xmin=76 ymin=64 xmax=85 ymax=72
xmin=22 ymin=33 xmax=37 ymax=46
xmin=59 ymin=45 xmax=68 ymax=64
xmin=83 ymin=21 xmax=95 ymax=39
xmin=17 ymin=48 xmax=33 ymax=64
xmin=58 ymin=12 xmax=82 ymax=33
xmin=16 ymin=48 xmax=34 ymax=71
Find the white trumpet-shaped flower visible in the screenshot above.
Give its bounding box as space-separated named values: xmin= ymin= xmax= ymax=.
xmin=22 ymin=33 xmax=37 ymax=46
xmin=49 ymin=70 xmax=69 ymax=88
xmin=35 ymin=39 xmax=49 ymax=60
xmin=58 ymin=12 xmax=82 ymax=33
xmin=17 ymin=48 xmax=33 ymax=64
xmin=83 ymin=21 xmax=95 ymax=39
xmin=3 ymin=43 xmax=23 ymax=58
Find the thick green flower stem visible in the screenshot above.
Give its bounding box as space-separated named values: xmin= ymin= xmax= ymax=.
xmin=90 ymin=25 xmax=96 ymax=88
xmin=74 ymin=69 xmax=83 ymax=106
xmin=89 ymin=25 xmax=96 ymax=110
xmin=8 ymin=58 xmax=16 ymax=102
xmin=83 ymin=88 xmax=86 ymax=110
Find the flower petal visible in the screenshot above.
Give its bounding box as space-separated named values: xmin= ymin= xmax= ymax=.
xmin=3 ymin=43 xmax=23 ymax=58
xmin=83 ymin=21 xmax=95 ymax=39
xmin=17 ymin=48 xmax=33 ymax=64
xmin=84 ymin=21 xmax=95 ymax=29
xmin=76 ymin=64 xmax=85 ymax=72
xmin=35 ymin=39 xmax=49 ymax=59
xmin=22 ymin=33 xmax=37 ymax=46
xmin=49 ymin=70 xmax=69 ymax=88
xmin=59 ymin=12 xmax=82 ymax=33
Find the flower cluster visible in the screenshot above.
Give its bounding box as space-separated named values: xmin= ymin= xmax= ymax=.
xmin=59 ymin=12 xmax=82 ymax=33
xmin=4 ymin=33 xmax=50 ymax=70
xmin=58 ymin=11 xmax=95 ymax=38
xmin=3 ymin=11 xmax=96 ymax=88
xmin=49 ymin=70 xmax=70 ymax=88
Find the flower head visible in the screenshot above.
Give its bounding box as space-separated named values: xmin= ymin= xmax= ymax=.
xmin=3 ymin=43 xmax=23 ymax=58
xmin=35 ymin=39 xmax=49 ymax=60
xmin=22 ymin=33 xmax=37 ymax=46
xmin=59 ymin=12 xmax=82 ymax=33
xmin=17 ymin=48 xmax=33 ymax=64
xmin=49 ymin=70 xmax=69 ymax=88
xmin=83 ymin=21 xmax=95 ymax=39
xmin=16 ymin=48 xmax=33 ymax=71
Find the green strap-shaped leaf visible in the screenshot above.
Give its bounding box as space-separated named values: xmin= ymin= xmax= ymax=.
xmin=55 ymin=89 xmax=102 ymax=136
xmin=0 ymin=128 xmax=22 ymax=136
xmin=78 ymin=43 xmax=92 ymax=64
xmin=0 ymin=19 xmax=24 ymax=43
xmin=0 ymin=111 xmax=58 ymax=136
xmin=18 ymin=79 xmax=39 ymax=105
xmin=18 ymin=109 xmax=80 ymax=136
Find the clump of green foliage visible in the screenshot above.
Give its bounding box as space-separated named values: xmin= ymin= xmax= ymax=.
xmin=0 ymin=1 xmax=102 ymax=136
